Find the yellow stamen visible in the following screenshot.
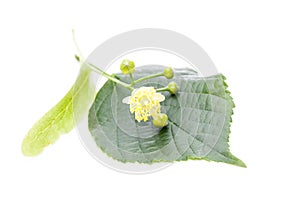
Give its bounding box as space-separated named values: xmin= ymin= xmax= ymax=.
xmin=122 ymin=87 xmax=165 ymax=122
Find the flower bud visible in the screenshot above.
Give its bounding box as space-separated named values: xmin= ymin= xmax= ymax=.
xmin=152 ymin=113 xmax=168 ymax=128
xmin=120 ymin=59 xmax=135 ymax=74
xmin=168 ymin=82 xmax=178 ymax=94
xmin=164 ymin=67 xmax=174 ymax=79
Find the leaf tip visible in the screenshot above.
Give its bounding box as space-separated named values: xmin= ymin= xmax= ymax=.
xmin=235 ymin=159 xmax=247 ymax=168
xmin=21 ymin=135 xmax=44 ymax=157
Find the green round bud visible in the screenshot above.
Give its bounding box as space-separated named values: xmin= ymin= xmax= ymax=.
xmin=120 ymin=59 xmax=135 ymax=75
xmin=152 ymin=113 xmax=168 ymax=128
xmin=164 ymin=67 xmax=174 ymax=79
xmin=168 ymin=82 xmax=178 ymax=94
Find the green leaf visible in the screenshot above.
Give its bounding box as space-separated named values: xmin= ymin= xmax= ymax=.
xmin=22 ymin=64 xmax=93 ymax=156
xmin=88 ymin=66 xmax=246 ymax=167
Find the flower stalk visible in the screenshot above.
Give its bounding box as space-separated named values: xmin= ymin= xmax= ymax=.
xmin=133 ymin=72 xmax=164 ymax=85
xmin=88 ymin=63 xmax=134 ymax=91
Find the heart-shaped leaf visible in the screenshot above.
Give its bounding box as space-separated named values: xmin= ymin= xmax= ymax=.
xmin=88 ymin=66 xmax=245 ymax=167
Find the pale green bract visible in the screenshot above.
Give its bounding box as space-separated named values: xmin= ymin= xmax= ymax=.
xmin=22 ymin=64 xmax=93 ymax=156
xmin=88 ymin=66 xmax=246 ymax=167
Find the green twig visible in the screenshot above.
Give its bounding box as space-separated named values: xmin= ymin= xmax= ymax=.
xmin=156 ymin=87 xmax=169 ymax=92
xmin=133 ymin=72 xmax=164 ymax=85
xmin=88 ymin=63 xmax=134 ymax=91
xmin=72 ymin=30 xmax=84 ymax=63
xmin=129 ymin=73 xmax=135 ymax=85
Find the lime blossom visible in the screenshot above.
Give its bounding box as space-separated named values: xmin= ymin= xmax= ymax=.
xmin=122 ymin=87 xmax=165 ymax=122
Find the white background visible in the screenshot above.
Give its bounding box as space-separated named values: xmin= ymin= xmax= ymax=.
xmin=1 ymin=0 xmax=299 ymax=199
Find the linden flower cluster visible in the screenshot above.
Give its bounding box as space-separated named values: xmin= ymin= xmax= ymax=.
xmin=88 ymin=59 xmax=178 ymax=128
xmin=118 ymin=60 xmax=178 ymax=128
